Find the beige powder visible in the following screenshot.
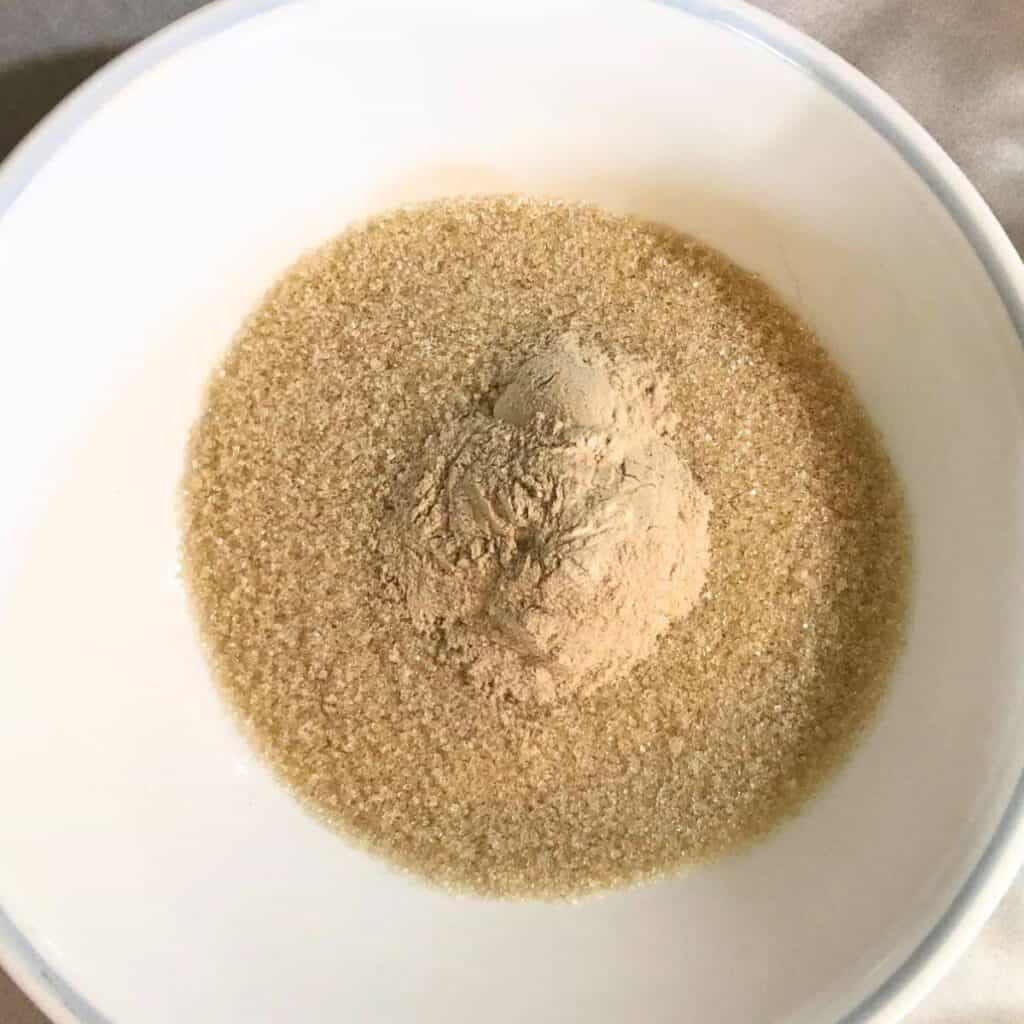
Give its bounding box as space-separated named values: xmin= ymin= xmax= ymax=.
xmin=181 ymin=196 xmax=910 ymax=899
xmin=378 ymin=333 xmax=711 ymax=702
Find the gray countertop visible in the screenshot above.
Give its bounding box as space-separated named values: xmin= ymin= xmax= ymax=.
xmin=1 ymin=2 xmax=1021 ymax=1022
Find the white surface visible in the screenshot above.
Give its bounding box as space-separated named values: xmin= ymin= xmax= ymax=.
xmin=1 ymin=1 xmax=1023 ymax=1022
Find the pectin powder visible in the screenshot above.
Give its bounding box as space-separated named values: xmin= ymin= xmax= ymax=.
xmin=377 ymin=331 xmax=712 ymax=703
xmin=181 ymin=196 xmax=910 ymax=899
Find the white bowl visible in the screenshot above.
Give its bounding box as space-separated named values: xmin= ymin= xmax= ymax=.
xmin=1 ymin=1 xmax=1023 ymax=1022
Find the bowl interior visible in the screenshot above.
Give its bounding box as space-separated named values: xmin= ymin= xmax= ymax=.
xmin=1 ymin=1 xmax=1023 ymax=1022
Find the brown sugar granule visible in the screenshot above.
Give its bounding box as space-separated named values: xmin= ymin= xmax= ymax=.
xmin=181 ymin=196 xmax=910 ymax=899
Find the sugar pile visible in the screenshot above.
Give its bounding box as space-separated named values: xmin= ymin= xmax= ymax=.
xmin=181 ymin=196 xmax=910 ymax=898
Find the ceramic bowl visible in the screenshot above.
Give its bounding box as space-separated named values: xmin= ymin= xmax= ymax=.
xmin=1 ymin=1 xmax=1023 ymax=1022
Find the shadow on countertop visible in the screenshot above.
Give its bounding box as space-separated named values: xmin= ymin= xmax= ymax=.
xmin=0 ymin=48 xmax=121 ymax=162
xmin=0 ymin=965 xmax=48 ymax=1024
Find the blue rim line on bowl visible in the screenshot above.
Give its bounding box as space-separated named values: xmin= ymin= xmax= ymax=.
xmin=0 ymin=2 xmax=1021 ymax=1022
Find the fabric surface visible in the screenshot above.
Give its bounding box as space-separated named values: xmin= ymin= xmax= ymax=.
xmin=0 ymin=1 xmax=1020 ymax=1022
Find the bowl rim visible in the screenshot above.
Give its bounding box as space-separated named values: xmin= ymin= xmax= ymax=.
xmin=1 ymin=1 xmax=1022 ymax=1022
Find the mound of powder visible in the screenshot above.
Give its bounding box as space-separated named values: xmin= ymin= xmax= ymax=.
xmin=379 ymin=334 xmax=711 ymax=701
